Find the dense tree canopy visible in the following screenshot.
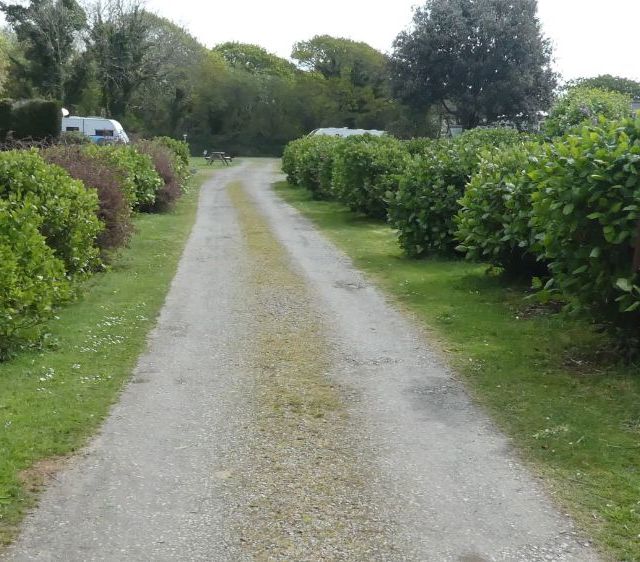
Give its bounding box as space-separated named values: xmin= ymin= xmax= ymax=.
xmin=213 ymin=42 xmax=296 ymax=78
xmin=391 ymin=0 xmax=557 ymax=129
xmin=1 ymin=0 xmax=636 ymax=153
xmin=0 ymin=0 xmax=86 ymax=99
xmin=567 ymin=75 xmax=640 ymax=99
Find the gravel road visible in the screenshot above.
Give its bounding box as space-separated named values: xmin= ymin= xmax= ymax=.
xmin=2 ymin=160 xmax=600 ymax=561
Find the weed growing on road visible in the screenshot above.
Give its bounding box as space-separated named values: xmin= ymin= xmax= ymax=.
xmin=275 ymin=181 xmax=640 ymax=562
xmin=227 ymin=181 xmax=401 ymax=559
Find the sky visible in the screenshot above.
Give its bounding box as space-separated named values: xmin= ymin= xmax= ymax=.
xmin=142 ymin=0 xmax=640 ymax=83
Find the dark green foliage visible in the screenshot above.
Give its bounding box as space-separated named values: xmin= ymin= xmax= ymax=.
xmin=332 ymin=135 xmax=410 ymax=219
xmin=543 ymin=87 xmax=632 ymax=138
xmin=456 ymin=143 xmax=546 ymax=275
xmin=0 ymin=0 xmax=87 ymax=100
xmin=391 ymin=0 xmax=556 ymax=129
xmin=0 ymin=198 xmax=70 ymax=358
xmin=10 ymin=99 xmax=61 ymax=139
xmin=0 ymin=98 xmax=13 ymax=139
xmin=530 ymin=119 xmax=640 ymax=339
xmin=285 ymin=135 xmax=343 ymax=199
xmin=390 ymin=141 xmax=466 ymax=256
xmin=0 ymin=149 xmax=102 ymax=278
xmin=390 ymin=129 xmax=527 ymax=257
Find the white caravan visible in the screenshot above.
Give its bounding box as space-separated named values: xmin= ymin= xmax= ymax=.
xmin=61 ymin=116 xmax=130 ymax=144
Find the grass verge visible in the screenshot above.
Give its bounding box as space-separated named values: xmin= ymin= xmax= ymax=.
xmin=0 ymin=162 xmax=213 ymax=545
xmin=275 ymin=181 xmax=640 ymax=562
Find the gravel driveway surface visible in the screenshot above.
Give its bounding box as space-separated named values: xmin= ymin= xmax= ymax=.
xmin=2 ymin=160 xmax=600 ymax=561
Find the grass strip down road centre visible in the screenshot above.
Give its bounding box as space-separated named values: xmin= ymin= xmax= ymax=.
xmin=0 ymin=161 xmax=213 ymax=545
xmin=274 ymin=181 xmax=640 ymax=562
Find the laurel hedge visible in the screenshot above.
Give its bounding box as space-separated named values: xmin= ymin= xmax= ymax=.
xmin=331 ymin=135 xmax=410 ymax=219
xmin=282 ymin=120 xmax=640 ymax=347
xmin=530 ymin=119 xmax=640 ymax=339
xmin=455 ymin=142 xmax=546 ymax=276
xmin=0 ymin=141 xmax=189 ymax=359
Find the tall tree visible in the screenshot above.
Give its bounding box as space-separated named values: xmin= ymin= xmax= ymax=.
xmin=128 ymin=14 xmax=206 ymax=137
xmin=0 ymin=0 xmax=86 ymax=100
xmin=213 ymin=42 xmax=296 ymax=78
xmin=391 ymin=0 xmax=556 ymax=129
xmin=292 ymin=35 xmax=396 ymax=129
xmin=87 ymin=0 xmax=150 ymax=119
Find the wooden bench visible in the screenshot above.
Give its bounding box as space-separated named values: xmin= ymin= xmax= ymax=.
xmin=205 ymin=151 xmax=233 ymax=166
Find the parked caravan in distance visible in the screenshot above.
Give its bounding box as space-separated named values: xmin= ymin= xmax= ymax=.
xmin=61 ymin=116 xmax=130 ymax=144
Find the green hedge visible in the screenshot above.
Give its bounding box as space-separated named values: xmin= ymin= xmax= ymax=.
xmin=6 ymin=99 xmax=62 ymax=141
xmin=0 ymin=150 xmax=102 ymax=278
xmin=0 ymin=198 xmax=70 ymax=359
xmin=456 ymin=142 xmax=546 ymax=276
xmin=332 ymin=135 xmax=410 ymax=219
xmin=530 ymin=119 xmax=640 ymax=338
xmin=84 ymin=144 xmax=163 ymax=210
xmin=287 ymin=135 xmax=343 ymax=199
xmin=390 ymin=129 xmax=526 ymax=257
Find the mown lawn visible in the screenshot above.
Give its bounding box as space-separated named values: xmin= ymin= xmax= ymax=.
xmin=0 ymin=161 xmax=213 ymax=545
xmin=275 ymin=182 xmax=640 ymax=562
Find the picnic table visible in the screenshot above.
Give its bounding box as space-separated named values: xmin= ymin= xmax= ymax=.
xmin=204 ymin=151 xmax=233 ymax=166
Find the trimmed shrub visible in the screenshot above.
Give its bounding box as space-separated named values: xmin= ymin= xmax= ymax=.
xmin=282 ymin=136 xmax=310 ymax=186
xmin=153 ymin=137 xmax=190 ymax=172
xmin=530 ymin=118 xmax=640 ymax=340
xmin=0 ymin=198 xmax=70 ymax=359
xmin=390 ymin=141 xmax=466 ymax=256
xmin=84 ymin=144 xmax=163 ymax=210
xmin=456 ymin=142 xmax=546 ymax=276
xmin=332 ymin=135 xmax=410 ymax=219
xmin=11 ymin=99 xmax=62 ymax=140
xmin=0 ymin=150 xmax=102 ymax=278
xmin=295 ymin=135 xmax=343 ymax=199
xmin=543 ymin=87 xmax=632 ymax=138
xmin=136 ymin=140 xmax=183 ymax=212
xmin=43 ymin=146 xmax=133 ymax=254
xmin=390 ymin=129 xmax=529 ymax=257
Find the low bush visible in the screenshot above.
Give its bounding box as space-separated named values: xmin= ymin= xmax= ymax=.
xmin=0 ymin=150 xmax=102 ymax=278
xmin=153 ymin=136 xmax=190 ymax=176
xmin=390 ymin=129 xmax=529 ymax=257
xmin=332 ymin=135 xmax=409 ymax=219
xmin=543 ymin=87 xmax=632 ymax=138
xmin=282 ymin=136 xmax=310 ymax=186
xmin=136 ymin=140 xmax=183 ymax=212
xmin=84 ymin=144 xmax=162 ymax=210
xmin=530 ymin=118 xmax=640 ymax=345
xmin=456 ymin=142 xmax=546 ymax=276
xmin=294 ymin=135 xmax=342 ymax=199
xmin=43 ymin=146 xmax=133 ymax=255
xmin=0 ymin=199 xmax=70 ymax=359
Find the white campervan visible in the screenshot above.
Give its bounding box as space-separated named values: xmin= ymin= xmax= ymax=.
xmin=61 ymin=116 xmax=130 ymax=144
